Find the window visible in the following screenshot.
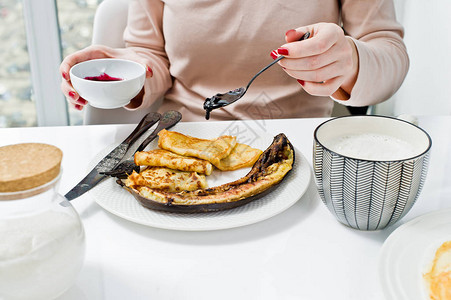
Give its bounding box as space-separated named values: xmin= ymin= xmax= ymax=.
xmin=57 ymin=0 xmax=101 ymax=125
xmin=0 ymin=0 xmax=100 ymax=128
xmin=0 ymin=1 xmax=34 ymax=127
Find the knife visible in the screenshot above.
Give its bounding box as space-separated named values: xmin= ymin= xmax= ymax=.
xmin=136 ymin=110 xmax=183 ymax=152
xmin=64 ymin=112 xmax=161 ymax=201
xmin=99 ymin=110 xmax=183 ymax=178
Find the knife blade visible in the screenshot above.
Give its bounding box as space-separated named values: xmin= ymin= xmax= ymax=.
xmin=64 ymin=112 xmax=161 ymax=201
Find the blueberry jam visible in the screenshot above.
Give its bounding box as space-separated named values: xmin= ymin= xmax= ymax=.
xmin=203 ymin=87 xmax=245 ymax=120
xmin=84 ymin=73 xmax=122 ymax=81
xmin=203 ymin=94 xmax=229 ymax=120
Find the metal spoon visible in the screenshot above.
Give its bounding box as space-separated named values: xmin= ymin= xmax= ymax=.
xmin=203 ymin=32 xmax=310 ymax=120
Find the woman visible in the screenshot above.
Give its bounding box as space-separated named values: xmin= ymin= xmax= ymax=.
xmin=60 ymin=0 xmax=408 ymax=121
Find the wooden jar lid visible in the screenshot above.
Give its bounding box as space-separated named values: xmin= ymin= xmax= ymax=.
xmin=0 ymin=143 xmax=63 ymax=193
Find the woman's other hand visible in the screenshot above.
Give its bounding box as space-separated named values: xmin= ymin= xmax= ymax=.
xmin=274 ymin=23 xmax=359 ymax=100
xmin=59 ymin=45 xmax=153 ymax=110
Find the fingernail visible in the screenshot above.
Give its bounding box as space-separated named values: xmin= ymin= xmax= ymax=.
xmin=147 ymin=65 xmax=153 ymax=77
xmin=297 ymin=79 xmax=305 ymax=86
xmin=270 ymin=51 xmax=278 ymax=60
xmin=76 ymin=98 xmax=87 ymax=105
xmin=74 ymin=104 xmax=83 ymax=111
xmin=277 ymin=48 xmax=289 ymax=55
xmin=285 ymin=29 xmax=296 ymax=36
xmin=62 ymin=72 xmax=69 ymax=80
xmin=68 ymin=91 xmax=77 ymax=99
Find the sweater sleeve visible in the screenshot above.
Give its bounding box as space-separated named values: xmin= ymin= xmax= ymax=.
xmin=333 ymin=0 xmax=409 ymax=107
xmin=123 ymin=0 xmax=172 ymax=110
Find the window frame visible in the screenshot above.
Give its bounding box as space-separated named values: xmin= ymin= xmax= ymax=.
xmin=22 ymin=0 xmax=69 ymax=126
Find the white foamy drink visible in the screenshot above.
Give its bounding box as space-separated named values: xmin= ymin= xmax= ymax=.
xmin=328 ymin=133 xmax=418 ymax=161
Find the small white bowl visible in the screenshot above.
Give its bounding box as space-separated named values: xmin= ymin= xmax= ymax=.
xmin=69 ymin=58 xmax=146 ymax=109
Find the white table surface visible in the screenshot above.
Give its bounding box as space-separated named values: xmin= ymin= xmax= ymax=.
xmin=1 ymin=116 xmax=449 ymax=300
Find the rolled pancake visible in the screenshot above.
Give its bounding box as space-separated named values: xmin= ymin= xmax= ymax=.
xmin=424 ymin=240 xmax=451 ymax=300
xmin=125 ymin=167 xmax=208 ymax=192
xmin=215 ymin=143 xmax=263 ymax=171
xmin=134 ymin=149 xmax=213 ymax=175
xmin=158 ymin=129 xmax=236 ymax=166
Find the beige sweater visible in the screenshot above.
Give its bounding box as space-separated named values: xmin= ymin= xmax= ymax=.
xmin=124 ymin=0 xmax=408 ymax=121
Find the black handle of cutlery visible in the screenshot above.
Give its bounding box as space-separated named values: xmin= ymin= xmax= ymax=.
xmin=136 ymin=110 xmax=182 ymax=152
xmin=123 ymin=112 xmax=161 ymax=146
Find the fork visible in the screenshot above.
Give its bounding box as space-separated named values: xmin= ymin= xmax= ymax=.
xmin=203 ymin=32 xmax=310 ymax=119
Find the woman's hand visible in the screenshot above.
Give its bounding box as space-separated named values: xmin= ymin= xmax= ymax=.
xmin=60 ymin=45 xmax=153 ymax=110
xmin=273 ymin=23 xmax=359 ymax=100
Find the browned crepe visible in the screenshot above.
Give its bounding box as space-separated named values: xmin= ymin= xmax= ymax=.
xmin=125 ymin=167 xmax=208 ymax=192
xmin=134 ymin=149 xmax=213 ymax=175
xmin=158 ymin=129 xmax=236 ymax=166
xmin=215 ymin=143 xmax=263 ymax=171
xmin=424 ymin=241 xmax=451 ymax=300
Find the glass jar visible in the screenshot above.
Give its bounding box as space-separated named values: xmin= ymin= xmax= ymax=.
xmin=0 ymin=143 xmax=85 ymax=300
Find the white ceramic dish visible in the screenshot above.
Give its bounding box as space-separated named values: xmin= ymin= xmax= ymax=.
xmin=379 ymin=208 xmax=451 ymax=300
xmin=70 ymin=58 xmax=146 ymax=109
xmin=88 ymin=122 xmax=311 ymax=231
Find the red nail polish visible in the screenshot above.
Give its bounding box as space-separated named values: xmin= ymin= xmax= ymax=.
xmin=297 ymin=79 xmax=305 ymax=86
xmin=74 ymin=104 xmax=83 ymax=111
xmin=147 ymin=65 xmax=153 ymax=77
xmin=270 ymin=51 xmax=278 ymax=60
xmin=68 ymin=91 xmax=77 ymax=99
xmin=277 ymin=48 xmax=289 ymax=55
xmin=285 ymin=29 xmax=296 ymax=36
xmin=76 ymin=98 xmax=87 ymax=105
xmin=62 ymin=72 xmax=69 ymax=80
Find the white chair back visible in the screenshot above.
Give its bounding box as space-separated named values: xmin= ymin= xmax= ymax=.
xmin=83 ymin=0 xmax=154 ymax=125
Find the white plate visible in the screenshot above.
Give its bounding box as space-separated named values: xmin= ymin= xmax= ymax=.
xmin=89 ymin=121 xmax=311 ymax=231
xmin=379 ymin=208 xmax=451 ymax=300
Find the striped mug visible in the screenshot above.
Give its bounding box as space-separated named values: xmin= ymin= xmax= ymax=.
xmin=313 ymin=116 xmax=431 ymax=230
